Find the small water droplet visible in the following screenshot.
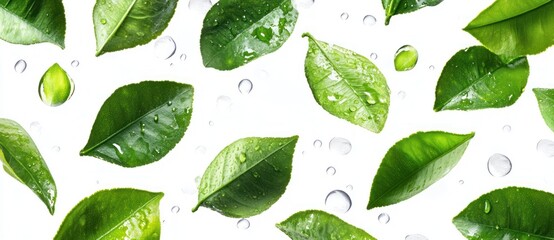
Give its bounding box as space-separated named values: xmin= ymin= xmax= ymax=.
xmin=294 ymin=0 xmax=314 ymax=9
xmin=326 ymin=166 xmax=336 ymax=175
xmin=171 ymin=107 xmax=177 ymax=112
xmin=340 ymin=12 xmax=349 ymax=21
xmin=484 ymin=199 xmax=491 ymax=213
xmin=397 ymin=91 xmax=406 ymax=100
xmin=238 ymin=79 xmax=253 ymax=95
xmin=154 ymin=36 xmax=177 ymax=60
xmin=370 ymin=53 xmax=378 ymax=60
xmin=171 ymin=206 xmax=180 ymax=214
xmin=153 ymin=114 xmax=159 ymax=123
xmin=209 ymin=121 xmax=215 ymax=126
xmin=537 ymin=139 xmax=554 ymax=157
xmin=487 ymin=153 xmax=512 ymax=177
xmin=405 ymin=234 xmax=428 ymax=240
xmin=394 ymin=45 xmax=418 ymax=71
xmin=459 ymin=180 xmax=464 ymax=185
xmin=325 ymin=190 xmax=351 ymax=213
xmin=216 ymin=96 xmax=233 ymax=113
xmin=237 ymin=218 xmax=250 ymax=229
xmin=429 ymin=65 xmax=435 ymax=71
xmin=30 ymin=121 xmax=42 ymax=135
xmin=195 ymin=146 xmax=206 ymax=155
xmin=313 ymin=139 xmax=322 ymax=148
xmin=189 ymin=0 xmax=212 ymax=13
xmin=140 ymin=122 xmax=146 ymax=133
xmin=329 ymin=137 xmax=352 ymax=155
xmin=51 ymin=146 xmax=60 ymax=153
xmin=346 ymin=185 xmax=353 ymax=191
xmin=238 ymin=153 xmax=247 ymax=163
xmin=502 ymin=125 xmax=512 ymax=133
xmin=363 ymin=15 xmax=376 ymax=26
xmin=378 ymin=213 xmax=390 ymax=224
xmin=14 ymin=59 xmax=27 ymax=73
xmin=71 ymin=60 xmax=79 ymax=68
xmin=180 ymin=53 xmax=187 ymax=61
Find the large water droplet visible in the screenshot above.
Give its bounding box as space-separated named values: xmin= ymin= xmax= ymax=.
xmin=363 ymin=15 xmax=376 ymax=26
xmin=238 ymin=79 xmax=253 ymax=95
xmin=171 ymin=206 xmax=180 ymax=214
xmin=39 ymin=63 xmax=75 ymax=107
xmin=326 ymin=166 xmax=336 ymax=175
xmin=237 ymin=218 xmax=250 ymax=229
xmin=340 ymin=12 xmax=349 ymax=21
xmin=484 ymin=199 xmax=491 ymax=213
xmin=325 ymin=190 xmax=351 ymax=213
xmin=406 ymin=234 xmax=428 ymax=240
xmin=394 ymin=45 xmax=418 ymax=71
xmin=537 ymin=139 xmax=554 ymax=157
xmin=71 ymin=60 xmax=80 ymax=68
xmin=502 ymin=125 xmax=512 ymax=133
xmin=487 ymin=153 xmax=512 ymax=177
xmin=189 ymin=0 xmax=212 ymax=13
xmin=313 ymin=139 xmax=322 ymax=148
xmin=294 ymin=0 xmax=314 ymax=9
xmin=378 ymin=213 xmax=390 ymax=224
xmin=14 ymin=59 xmax=27 ymax=73
xmin=216 ymin=95 xmax=233 ymax=112
xmin=329 ymin=137 xmax=352 ymax=155
xmin=154 ymin=36 xmax=176 ymax=59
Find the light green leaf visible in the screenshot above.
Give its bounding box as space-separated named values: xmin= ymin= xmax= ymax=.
xmin=434 ymin=46 xmax=529 ymax=111
xmin=533 ymin=88 xmax=554 ymax=133
xmin=93 ymin=0 xmax=178 ymax=56
xmin=0 ymin=118 xmax=56 ymax=214
xmin=38 ymin=63 xmax=74 ymax=107
xmin=54 ymin=188 xmax=163 ymax=240
xmin=277 ymin=210 xmax=377 ymax=240
xmin=200 ymin=0 xmax=298 ymax=70
xmin=303 ymin=33 xmax=390 ymax=133
xmin=192 ymin=136 xmax=298 ymax=218
xmin=382 ymin=0 xmax=443 ymax=25
xmin=368 ymin=131 xmax=474 ymax=210
xmin=465 ymin=0 xmax=554 ymax=57
xmin=0 ymin=0 xmax=65 ymax=48
xmin=80 ymin=81 xmax=193 ymax=167
xmin=453 ymin=187 xmax=554 ymax=239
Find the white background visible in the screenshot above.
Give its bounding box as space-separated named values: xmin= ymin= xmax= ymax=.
xmin=2 ymin=0 xmax=554 ymax=239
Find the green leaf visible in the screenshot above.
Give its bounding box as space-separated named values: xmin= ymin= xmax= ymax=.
xmin=38 ymin=63 xmax=74 ymax=107
xmin=394 ymin=45 xmax=418 ymax=71
xmin=453 ymin=187 xmax=554 ymax=239
xmin=464 ymin=0 xmax=554 ymax=57
xmin=303 ymin=33 xmax=390 ymax=133
xmin=93 ymin=0 xmax=178 ymax=56
xmin=0 ymin=0 xmax=65 ymax=48
xmin=533 ymin=88 xmax=554 ymax=133
xmin=80 ymin=81 xmax=193 ymax=167
xmin=276 ymin=210 xmax=377 ymax=240
xmin=382 ymin=0 xmax=443 ymax=25
xmin=0 ymin=118 xmax=56 ymax=214
xmin=433 ymin=46 xmax=529 ymax=112
xmin=367 ymin=131 xmax=474 ymax=210
xmin=192 ymin=136 xmax=298 ymax=218
xmin=200 ymin=0 xmax=298 ymax=70
xmin=54 ymin=188 xmax=163 ymax=240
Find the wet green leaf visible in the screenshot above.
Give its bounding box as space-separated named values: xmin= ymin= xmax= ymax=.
xmin=533 ymin=88 xmax=554 ymax=133
xmin=434 ymin=46 xmax=529 ymax=111
xmin=54 ymin=188 xmax=163 ymax=240
xmin=465 ymin=0 xmax=554 ymax=58
xmin=80 ymin=81 xmax=193 ymax=167
xmin=38 ymin=63 xmax=74 ymax=107
xmin=0 ymin=0 xmax=66 ymax=48
xmin=382 ymin=0 xmax=443 ymax=25
xmin=453 ymin=187 xmax=554 ymax=240
xmin=277 ymin=210 xmax=376 ymax=240
xmin=394 ymin=45 xmax=418 ymax=71
xmin=368 ymin=131 xmax=474 ymax=210
xmin=303 ymin=33 xmax=390 ymax=133
xmin=200 ymin=0 xmax=298 ymax=70
xmin=192 ymin=136 xmax=298 ymax=218
xmin=0 ymin=118 xmax=56 ymax=214
xmin=93 ymin=0 xmax=178 ymax=56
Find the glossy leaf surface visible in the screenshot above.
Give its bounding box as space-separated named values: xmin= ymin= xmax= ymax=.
xmin=368 ymin=131 xmax=474 ymax=209
xmin=80 ymin=81 xmax=193 ymax=167
xmin=0 ymin=0 xmax=65 ymax=48
xmin=93 ymin=0 xmax=178 ymax=56
xmin=465 ymin=0 xmax=554 ymax=57
xmin=276 ymin=210 xmax=376 ymax=240
xmin=453 ymin=187 xmax=554 ymax=240
xmin=434 ymin=46 xmax=529 ymax=111
xmin=192 ymin=136 xmax=298 ymax=218
xmin=54 ymin=188 xmax=163 ymax=240
xmin=382 ymin=0 xmax=443 ymax=25
xmin=533 ymin=88 xmax=554 ymax=133
xmin=0 ymin=118 xmax=56 ymax=214
xmin=303 ymin=33 xmax=390 ymax=133
xmin=200 ymin=0 xmax=298 ymax=70
xmin=38 ymin=63 xmax=74 ymax=107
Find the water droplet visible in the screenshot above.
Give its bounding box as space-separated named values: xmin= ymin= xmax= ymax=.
xmin=459 ymin=180 xmax=464 ymax=185
xmin=429 ymin=65 xmax=435 ymax=71
xmin=238 ymin=153 xmax=247 ymax=163
xmin=180 ymin=53 xmax=187 ymax=61
xmin=484 ymin=199 xmax=491 ymax=213
xmin=238 ymin=79 xmax=253 ymax=95
xmin=195 ymin=146 xmax=206 ymax=154
xmin=237 ymin=218 xmax=250 ymax=229
xmin=537 ymin=139 xmax=554 ymax=157
xmin=14 ymin=59 xmax=27 ymax=73
xmin=313 ymin=139 xmax=322 ymax=148
xmin=71 ymin=60 xmax=79 ymax=68
xmin=370 ymin=53 xmax=378 ymax=60
xmin=30 ymin=122 xmax=42 ymax=135
xmin=188 ymin=0 xmax=212 ymax=13
xmin=325 ymin=190 xmax=351 ymax=213
xmin=405 ymin=234 xmax=428 ymax=240
xmin=397 ymin=91 xmax=406 ymax=100
xmin=378 ymin=213 xmax=390 ymax=224
xmin=294 ymin=0 xmax=314 ymax=9
xmin=394 ymin=45 xmax=418 ymax=71
xmin=340 ymin=12 xmax=349 ymax=21
xmin=39 ymin=63 xmax=75 ymax=107
xmin=171 ymin=206 xmax=180 ymax=214
xmin=140 ymin=122 xmax=146 ymax=133
xmin=113 ymin=143 xmax=123 ymax=154
xmin=326 ymin=166 xmax=336 ymax=175
xmin=487 ymin=153 xmax=512 ymax=177
xmin=100 ymin=18 xmax=107 ymax=24
xmin=51 ymin=146 xmax=60 ymax=153
xmin=252 ymin=26 xmax=273 ymax=44
xmin=329 ymin=137 xmax=352 ymax=155
xmin=209 ymin=121 xmax=215 ymax=126
xmin=171 ymin=107 xmax=177 ymax=112
xmin=153 ymin=114 xmax=159 ymax=123
xmin=502 ymin=125 xmax=512 ymax=133
xmin=363 ymin=15 xmax=376 ymax=26
xmin=154 ymin=36 xmax=176 ymax=60
xmin=216 ymin=95 xmax=233 ymax=112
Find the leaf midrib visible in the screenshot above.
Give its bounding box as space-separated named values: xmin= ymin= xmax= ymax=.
xmin=465 ymin=1 xmax=551 ymax=30
xmin=454 ymin=217 xmax=554 ymax=240
xmin=0 ymin=3 xmax=58 ymax=45
xmin=96 ymin=0 xmax=138 ymax=56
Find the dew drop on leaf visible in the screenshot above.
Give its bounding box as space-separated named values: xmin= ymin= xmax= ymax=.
xmin=100 ymin=18 xmax=107 ymax=24
xmin=171 ymin=206 xmax=180 ymax=214
xmin=325 ymin=190 xmax=351 ymax=213
xmin=340 ymin=12 xmax=349 ymax=21
xmin=237 ymin=218 xmax=250 ymax=230
xmin=329 ymin=137 xmax=352 ymax=155
xmin=363 ymin=15 xmax=376 ymax=26
xmin=378 ymin=213 xmax=390 ymax=224
xmin=238 ymin=79 xmax=253 ymax=95
xmin=537 ymin=139 xmax=554 ymax=157
xmin=14 ymin=59 xmax=27 ymax=73
xmin=405 ymin=234 xmax=428 ymax=240
xmin=326 ymin=166 xmax=336 ymax=175
xmin=154 ymin=36 xmax=176 ymax=60
xmin=484 ymin=199 xmax=491 ymax=214
xmin=487 ymin=153 xmax=512 ymax=177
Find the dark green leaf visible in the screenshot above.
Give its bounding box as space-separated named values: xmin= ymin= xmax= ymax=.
xmin=303 ymin=33 xmax=390 ymax=133
xmin=93 ymin=0 xmax=178 ymax=56
xmin=465 ymin=0 xmax=554 ymax=57
xmin=192 ymin=136 xmax=298 ymax=218
xmin=0 ymin=0 xmax=65 ymax=48
xmin=80 ymin=81 xmax=193 ymax=167
xmin=382 ymin=0 xmax=443 ymax=25
xmin=434 ymin=46 xmax=529 ymax=111
xmin=533 ymin=88 xmax=554 ymax=133
xmin=200 ymin=0 xmax=298 ymax=70
xmin=276 ymin=210 xmax=376 ymax=240
xmin=54 ymin=188 xmax=163 ymax=240
xmin=0 ymin=118 xmax=56 ymax=214
xmin=453 ymin=187 xmax=554 ymax=239
xmin=368 ymin=131 xmax=474 ymax=210
xmin=38 ymin=63 xmax=74 ymax=107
